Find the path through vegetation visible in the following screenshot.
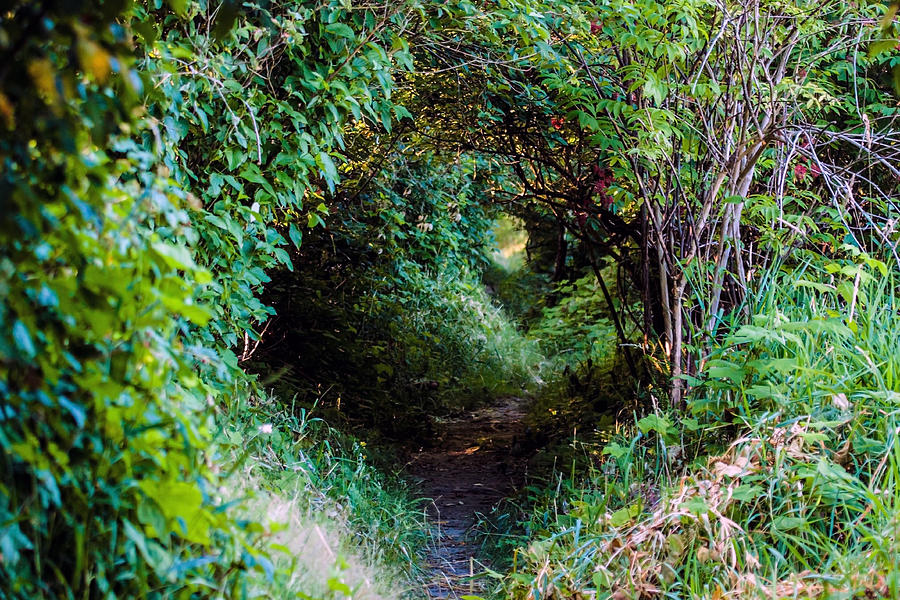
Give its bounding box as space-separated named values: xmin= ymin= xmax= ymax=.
xmin=406 ymin=397 xmax=531 ymax=599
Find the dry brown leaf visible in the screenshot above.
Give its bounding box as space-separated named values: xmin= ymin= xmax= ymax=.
xmin=713 ymin=462 xmax=744 ymax=478
xmin=833 ymin=437 xmax=853 ymax=466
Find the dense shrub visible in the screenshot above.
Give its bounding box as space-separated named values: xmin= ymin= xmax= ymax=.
xmin=254 ymin=256 xmax=544 ymax=435
xmin=0 ymin=3 xmax=246 ymax=596
xmin=0 ymin=0 xmax=419 ymax=596
xmin=248 ymin=150 xmax=546 ymax=433
xmin=4 ymin=0 xmax=898 ymax=597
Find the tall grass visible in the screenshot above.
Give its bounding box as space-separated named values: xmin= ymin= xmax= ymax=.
xmin=215 ymin=390 xmax=429 ymax=599
xmin=382 ymin=263 xmax=547 ymax=408
xmin=491 ymin=249 xmax=900 ymax=599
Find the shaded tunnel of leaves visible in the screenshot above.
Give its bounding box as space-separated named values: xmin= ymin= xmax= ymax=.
xmin=2 ymin=0 xmax=900 ymax=598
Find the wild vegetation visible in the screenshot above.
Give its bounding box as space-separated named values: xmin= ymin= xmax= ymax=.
xmin=2 ymin=0 xmax=899 ymax=598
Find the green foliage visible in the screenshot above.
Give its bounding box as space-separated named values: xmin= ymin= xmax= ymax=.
xmin=256 ymin=254 xmax=544 ymax=435
xmin=530 ymin=274 xmax=620 ymax=369
xmin=0 ymin=3 xmax=257 ymax=596
xmin=378 ymin=264 xmax=545 ymax=408
xmin=141 ymin=0 xmax=417 ymax=356
xmin=0 ymin=0 xmax=424 ymax=596
xmin=490 ymin=252 xmax=900 ymax=599
xmin=4 ymin=0 xmax=899 ymax=597
xmin=484 ymin=262 xmax=550 ymax=325
xmin=399 ymin=0 xmax=900 ymax=406
xmin=471 ymin=0 xmax=900 ymax=589
xmin=350 ymin=153 xmax=499 ymax=273
xmin=249 ymin=146 xmax=545 ymax=431
xmin=693 ymin=248 xmax=898 ymax=420
xmin=516 ymin=264 xmax=651 ymax=446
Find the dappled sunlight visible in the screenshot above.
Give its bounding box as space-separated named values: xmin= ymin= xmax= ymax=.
xmin=491 ymin=216 xmax=529 ymax=272
xmin=238 ymin=477 xmax=402 ymax=600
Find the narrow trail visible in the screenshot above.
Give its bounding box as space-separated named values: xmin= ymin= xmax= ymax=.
xmin=405 ymin=397 xmax=530 ymax=599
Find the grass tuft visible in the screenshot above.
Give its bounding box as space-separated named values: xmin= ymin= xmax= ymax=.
xmin=216 ymin=390 xmax=430 ymax=599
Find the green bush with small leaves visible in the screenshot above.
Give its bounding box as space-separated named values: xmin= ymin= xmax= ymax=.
xmin=0 ymin=0 xmax=421 ymax=596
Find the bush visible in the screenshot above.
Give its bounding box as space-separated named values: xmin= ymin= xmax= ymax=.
xmin=254 ymin=256 xmax=545 ymax=436
xmin=0 ymin=1 xmax=420 ymax=596
xmin=249 ymin=151 xmax=547 ymax=432
xmin=0 ymin=3 xmax=267 ymax=596
xmin=381 ymin=263 xmax=546 ymax=409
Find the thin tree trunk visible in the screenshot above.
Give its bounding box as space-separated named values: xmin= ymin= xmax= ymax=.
xmin=671 ymin=277 xmax=688 ymax=409
xmin=553 ymin=218 xmax=567 ymax=282
xmin=641 ymin=203 xmax=652 ymax=349
xmin=588 ymin=251 xmax=639 ymax=382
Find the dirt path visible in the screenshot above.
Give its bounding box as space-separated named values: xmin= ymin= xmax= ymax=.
xmin=405 ymin=397 xmax=530 ymax=599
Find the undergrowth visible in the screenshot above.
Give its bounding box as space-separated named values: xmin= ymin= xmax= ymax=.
xmin=256 ymin=259 xmax=545 ymax=436
xmin=382 ymin=264 xmax=546 ymax=409
xmin=488 ymin=249 xmax=900 ymax=599
xmin=217 ymin=391 xmax=429 ymax=599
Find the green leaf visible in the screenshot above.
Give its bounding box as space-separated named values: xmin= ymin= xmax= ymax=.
xmin=133 ymin=20 xmax=159 ymax=45
xmin=288 ymin=223 xmax=303 ymax=248
xmin=880 ymin=2 xmax=899 ymax=30
xmin=374 ymin=363 xmax=393 ymax=376
xmin=327 ymin=577 xmax=352 ymax=595
xmin=325 ymin=23 xmax=356 ymax=40
xmin=637 ymin=414 xmax=674 ymax=437
xmin=317 ymin=151 xmax=338 ymax=192
xmin=166 ymin=0 xmax=188 ymax=15
xmin=705 ymin=359 xmax=746 ymax=384
xmin=274 ymin=248 xmax=293 ymax=271
xmin=680 ymin=496 xmax=709 ymax=515
xmin=602 ymin=441 xmax=628 ymax=459
xmin=12 ymin=320 xmax=35 ymax=357
xmin=394 ymin=105 xmax=413 ymax=120
xmin=137 ymin=498 xmax=167 ymax=537
xmin=179 ymin=301 xmax=212 ymax=325
xmin=772 ymin=515 xmax=806 ymax=531
xmin=152 ymin=241 xmax=198 ymax=272
xmin=610 ymin=507 xmax=633 ymax=527
xmin=139 ymin=480 xmax=211 ymax=545
xmin=731 ymin=484 xmax=763 ymax=502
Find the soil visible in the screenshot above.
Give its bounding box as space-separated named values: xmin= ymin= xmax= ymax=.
xmin=404 ymin=397 xmax=530 ymax=599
